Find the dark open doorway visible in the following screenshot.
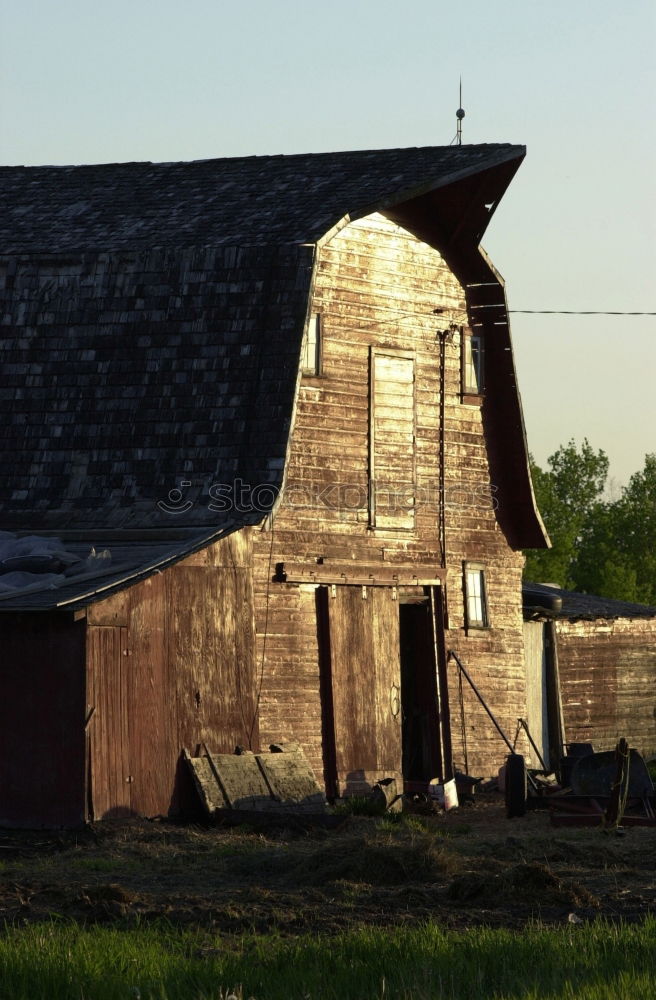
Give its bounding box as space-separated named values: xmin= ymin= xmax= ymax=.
xmin=399 ymin=600 xmax=442 ymax=783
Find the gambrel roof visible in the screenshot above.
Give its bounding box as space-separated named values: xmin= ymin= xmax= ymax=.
xmin=0 ymin=144 xmax=546 ymax=609
xmin=1 ymin=145 xmax=522 ymax=252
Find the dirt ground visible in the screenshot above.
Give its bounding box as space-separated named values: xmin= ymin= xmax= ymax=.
xmin=1 ymin=795 xmax=655 ymax=939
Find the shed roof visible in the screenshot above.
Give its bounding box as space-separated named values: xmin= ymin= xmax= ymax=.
xmin=0 ymin=526 xmax=238 ymax=612
xmin=523 ymin=582 xmax=656 ymax=622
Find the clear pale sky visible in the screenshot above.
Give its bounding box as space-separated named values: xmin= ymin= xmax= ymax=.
xmin=2 ymin=0 xmax=654 ymax=488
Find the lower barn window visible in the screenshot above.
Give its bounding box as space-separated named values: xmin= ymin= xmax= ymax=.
xmin=464 ymin=565 xmax=488 ymax=628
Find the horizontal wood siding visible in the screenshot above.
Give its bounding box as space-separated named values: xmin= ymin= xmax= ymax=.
xmin=0 ymin=614 xmax=86 ymax=827
xmin=440 ymin=318 xmax=529 ymax=776
xmin=255 ymin=213 xmax=529 ymax=782
xmin=252 ymin=580 xmax=324 ymax=778
xmin=557 ymin=617 xmax=656 ymax=758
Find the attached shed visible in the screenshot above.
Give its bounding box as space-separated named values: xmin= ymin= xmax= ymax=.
xmin=0 ymin=530 xmax=257 ymax=826
xmin=523 ymin=583 xmax=656 ymax=763
xmin=0 ymin=146 xmax=548 ymax=826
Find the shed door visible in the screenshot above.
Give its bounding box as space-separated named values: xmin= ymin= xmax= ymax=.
xmin=87 ymin=625 xmax=131 ymax=818
xmin=320 ymin=586 xmax=401 ymax=796
xmin=523 ymin=621 xmax=549 ymax=767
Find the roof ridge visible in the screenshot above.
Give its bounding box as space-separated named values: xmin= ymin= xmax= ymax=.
xmin=1 ymin=143 xmax=524 ymax=171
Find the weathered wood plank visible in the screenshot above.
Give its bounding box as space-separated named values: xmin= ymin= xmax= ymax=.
xmin=87 ymin=624 xmax=130 ymax=819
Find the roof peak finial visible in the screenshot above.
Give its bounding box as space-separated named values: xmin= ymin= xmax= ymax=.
xmin=456 ymin=77 xmax=465 ymax=146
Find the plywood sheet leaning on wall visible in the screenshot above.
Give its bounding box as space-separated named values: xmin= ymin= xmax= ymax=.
xmin=184 ymin=745 xmax=327 ymax=816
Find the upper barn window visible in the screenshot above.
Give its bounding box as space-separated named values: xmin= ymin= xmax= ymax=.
xmin=301 ymin=313 xmax=322 ymax=375
xmin=462 ymin=330 xmax=484 ymax=397
xmin=369 ymin=348 xmax=416 ymax=530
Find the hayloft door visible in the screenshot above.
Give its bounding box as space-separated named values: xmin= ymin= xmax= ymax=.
xmin=317 ymin=585 xmax=402 ymax=798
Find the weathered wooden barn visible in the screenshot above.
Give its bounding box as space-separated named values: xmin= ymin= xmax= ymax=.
xmin=523 ymin=583 xmax=656 ymax=767
xmin=0 ymin=146 xmax=548 ymax=826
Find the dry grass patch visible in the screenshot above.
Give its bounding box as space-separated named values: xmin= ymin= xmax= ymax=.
xmin=290 ymin=830 xmax=462 ymax=887
xmin=447 ymin=860 xmax=599 ymax=909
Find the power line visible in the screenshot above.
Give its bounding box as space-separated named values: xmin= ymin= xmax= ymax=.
xmin=508 ymin=310 xmax=655 ymax=316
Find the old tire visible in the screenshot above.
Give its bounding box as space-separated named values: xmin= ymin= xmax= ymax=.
xmin=505 ymin=753 xmax=527 ymax=818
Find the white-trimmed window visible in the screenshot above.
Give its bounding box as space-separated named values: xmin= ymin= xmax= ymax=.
xmin=301 ymin=313 xmax=321 ymax=375
xmin=464 ymin=564 xmax=489 ymax=629
xmin=462 ymin=330 xmax=484 ymax=396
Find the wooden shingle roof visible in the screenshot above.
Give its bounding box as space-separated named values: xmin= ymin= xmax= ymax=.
xmin=1 ymin=145 xmax=523 ymax=252
xmin=0 ymin=144 xmax=525 ymax=537
xmin=0 ymin=242 xmax=312 ymax=530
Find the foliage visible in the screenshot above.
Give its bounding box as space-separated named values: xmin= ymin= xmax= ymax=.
xmin=1 ymin=917 xmax=655 ymax=1000
xmin=525 ymin=440 xmax=609 ymax=589
xmin=526 ymin=446 xmax=656 ymax=605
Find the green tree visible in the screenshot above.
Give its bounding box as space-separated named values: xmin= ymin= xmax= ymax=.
xmin=574 ymin=454 xmax=656 ymax=604
xmin=524 ymin=439 xmax=609 ymax=588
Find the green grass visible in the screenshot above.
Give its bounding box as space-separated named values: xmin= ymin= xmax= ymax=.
xmin=1 ymin=918 xmax=655 ymax=1000
xmin=332 ymin=795 xmax=388 ymax=817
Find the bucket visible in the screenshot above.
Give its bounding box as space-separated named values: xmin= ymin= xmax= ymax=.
xmin=429 ymin=777 xmax=459 ymax=811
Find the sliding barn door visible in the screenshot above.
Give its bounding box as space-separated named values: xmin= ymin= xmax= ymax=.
xmin=320 ymin=585 xmax=401 ymax=796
